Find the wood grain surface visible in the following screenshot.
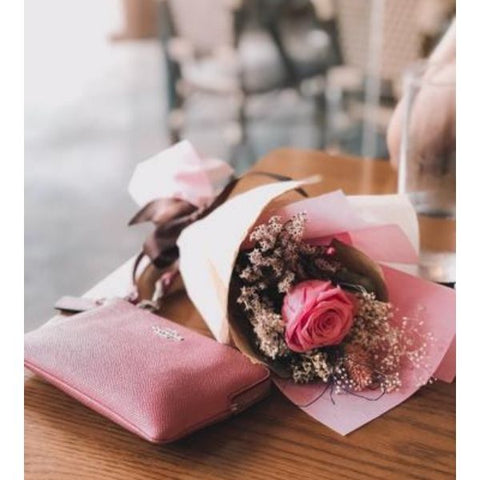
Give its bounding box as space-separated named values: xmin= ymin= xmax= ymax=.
xmin=25 ymin=149 xmax=455 ymax=480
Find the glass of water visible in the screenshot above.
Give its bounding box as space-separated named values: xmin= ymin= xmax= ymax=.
xmin=398 ymin=60 xmax=456 ymax=284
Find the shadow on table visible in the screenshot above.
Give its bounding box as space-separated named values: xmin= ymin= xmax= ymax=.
xmin=24 ymin=373 xmax=297 ymax=479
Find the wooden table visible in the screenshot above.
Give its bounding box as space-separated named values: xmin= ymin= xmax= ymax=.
xmin=25 ymin=149 xmax=455 ymax=480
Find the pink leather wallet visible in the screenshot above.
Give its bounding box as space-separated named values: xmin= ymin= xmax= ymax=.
xmin=24 ymin=298 xmax=270 ymax=443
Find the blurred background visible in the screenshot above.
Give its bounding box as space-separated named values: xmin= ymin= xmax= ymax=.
xmin=25 ymin=0 xmax=455 ymax=330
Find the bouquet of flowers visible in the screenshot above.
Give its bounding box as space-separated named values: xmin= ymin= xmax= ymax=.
xmin=129 ymin=141 xmax=455 ymax=434
xmin=231 ymin=212 xmax=430 ymax=394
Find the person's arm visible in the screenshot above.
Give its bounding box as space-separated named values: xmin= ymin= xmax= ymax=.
xmin=387 ymin=19 xmax=456 ymax=165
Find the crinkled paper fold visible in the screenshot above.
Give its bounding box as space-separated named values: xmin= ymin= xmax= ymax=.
xmin=177 ymin=178 xmax=313 ymax=343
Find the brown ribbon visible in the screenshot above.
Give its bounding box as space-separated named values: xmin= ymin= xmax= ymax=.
xmin=129 ymin=171 xmax=308 ymax=300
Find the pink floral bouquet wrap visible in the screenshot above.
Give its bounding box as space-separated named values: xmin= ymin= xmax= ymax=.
xmin=129 ymin=141 xmax=456 ymax=435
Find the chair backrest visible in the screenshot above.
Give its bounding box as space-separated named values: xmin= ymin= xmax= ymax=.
xmin=166 ymin=0 xmax=238 ymax=55
xmin=334 ymin=0 xmax=422 ymax=82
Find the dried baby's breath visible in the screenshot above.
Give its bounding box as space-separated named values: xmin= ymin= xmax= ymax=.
xmin=237 ymin=213 xmax=313 ymax=360
xmin=278 ymin=271 xmax=295 ymax=294
xmin=235 ymin=213 xmax=433 ymax=392
xmin=251 ymin=306 xmax=288 ymax=359
xmin=340 ymin=291 xmax=433 ymax=392
xmin=291 ymin=351 xmax=332 ymax=383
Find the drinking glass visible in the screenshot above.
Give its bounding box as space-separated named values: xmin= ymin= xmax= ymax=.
xmin=398 ymin=60 xmax=456 ymax=284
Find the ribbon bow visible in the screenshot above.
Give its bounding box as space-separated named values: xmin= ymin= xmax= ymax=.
xmin=128 ymin=141 xmax=307 ymax=302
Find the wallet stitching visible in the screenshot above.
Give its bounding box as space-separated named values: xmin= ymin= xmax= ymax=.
xmin=160 ymin=375 xmax=271 ymax=442
xmin=227 ymin=368 xmax=271 ymax=402
xmin=25 ymin=359 xmax=270 ymax=443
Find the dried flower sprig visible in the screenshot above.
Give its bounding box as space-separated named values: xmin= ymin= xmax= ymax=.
xmin=234 ymin=213 xmax=433 ymax=394
xmin=236 ymin=213 xmax=338 ymax=360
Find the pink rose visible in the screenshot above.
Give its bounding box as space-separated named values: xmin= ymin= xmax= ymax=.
xmin=282 ymin=280 xmax=354 ymax=352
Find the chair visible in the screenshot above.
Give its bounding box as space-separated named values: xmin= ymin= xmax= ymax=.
xmin=322 ymin=0 xmax=454 ymax=157
xmin=157 ymin=0 xmax=341 ymax=167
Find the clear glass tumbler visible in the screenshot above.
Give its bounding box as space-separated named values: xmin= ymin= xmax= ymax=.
xmin=398 ymin=61 xmax=456 ymax=284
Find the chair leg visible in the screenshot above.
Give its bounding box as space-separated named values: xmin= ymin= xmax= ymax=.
xmin=314 ymin=91 xmax=327 ymax=149
xmin=228 ymin=92 xmax=255 ymax=172
xmin=163 ymin=51 xmax=185 ymax=144
xmin=324 ymin=83 xmax=342 ymax=150
xmin=238 ymin=91 xmax=248 ymax=146
xmin=167 ymin=108 xmax=183 ymax=144
xmin=158 ymin=0 xmax=184 ymax=144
